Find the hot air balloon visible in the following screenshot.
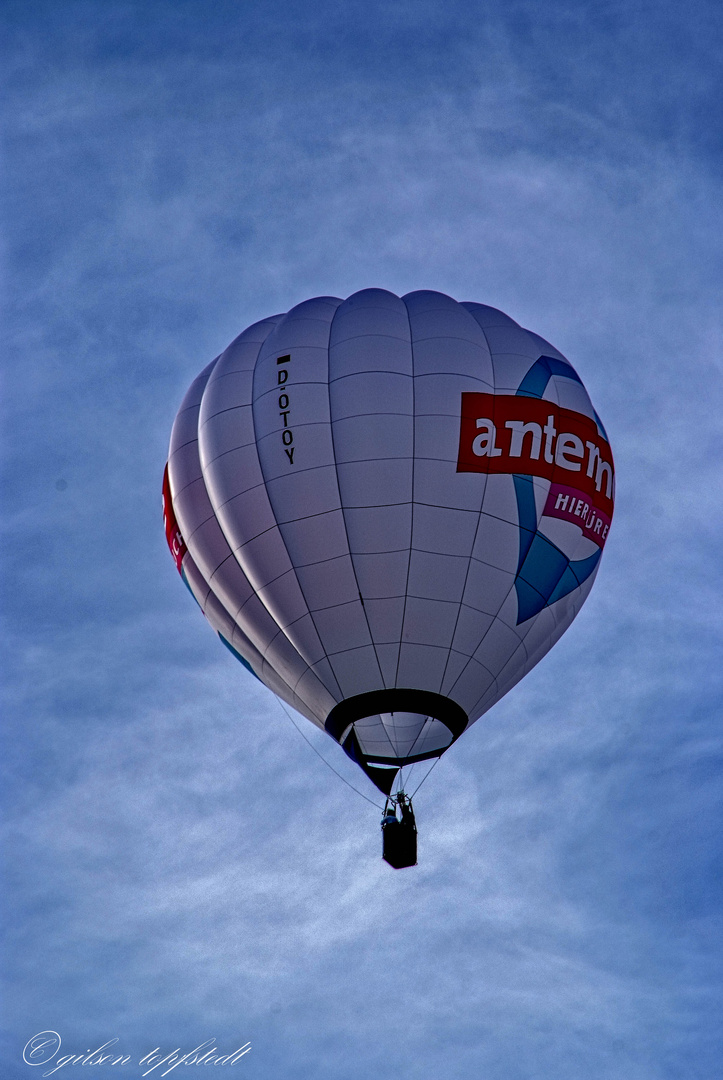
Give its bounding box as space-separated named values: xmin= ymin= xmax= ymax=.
xmin=163 ymin=289 xmax=614 ymax=864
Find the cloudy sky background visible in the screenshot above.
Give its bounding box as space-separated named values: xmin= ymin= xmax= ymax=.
xmin=2 ymin=1 xmax=722 ymax=1077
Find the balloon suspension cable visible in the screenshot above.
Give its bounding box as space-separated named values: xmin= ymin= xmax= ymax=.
xmin=390 ymin=759 xmax=437 ymax=802
xmin=409 ymin=756 xmax=441 ymax=799
xmin=274 ymin=697 xmax=385 ymax=810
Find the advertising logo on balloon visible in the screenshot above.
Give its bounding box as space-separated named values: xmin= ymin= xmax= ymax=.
xmin=162 ymin=464 xmax=188 ymax=573
xmin=456 ymin=391 xmax=614 ymax=549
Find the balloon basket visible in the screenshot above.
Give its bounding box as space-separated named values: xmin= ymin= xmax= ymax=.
xmin=382 ymin=822 xmax=417 ymax=868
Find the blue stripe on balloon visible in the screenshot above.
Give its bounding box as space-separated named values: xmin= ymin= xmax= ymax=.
xmin=180 ymin=566 xmax=201 ymax=608
xmin=593 ymin=408 xmax=609 ymax=441
xmin=218 ymin=633 xmax=260 ymax=680
xmin=513 ymin=474 xmax=537 ymax=569
xmin=547 ymin=548 xmax=602 ymax=606
xmin=516 ymin=355 xmax=582 ymax=399
xmin=511 ymin=357 xmax=600 ymax=624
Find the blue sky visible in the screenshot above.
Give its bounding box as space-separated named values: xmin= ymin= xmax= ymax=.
xmin=2 ymin=2 xmax=722 ymax=1078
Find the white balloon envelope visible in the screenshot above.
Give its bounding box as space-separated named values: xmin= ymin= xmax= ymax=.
xmin=163 ymin=289 xmax=614 ymax=795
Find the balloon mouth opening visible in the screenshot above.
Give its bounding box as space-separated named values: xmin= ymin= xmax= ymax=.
xmin=348 ymin=713 xmax=454 ymax=764
xmin=325 ymin=689 xmax=468 ymax=767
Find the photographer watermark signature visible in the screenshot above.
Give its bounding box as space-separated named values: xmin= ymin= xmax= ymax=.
xmin=23 ymin=1032 xmax=251 ymax=1077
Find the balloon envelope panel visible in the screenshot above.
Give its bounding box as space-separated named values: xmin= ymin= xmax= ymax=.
xmin=164 ymin=289 xmax=614 ymax=778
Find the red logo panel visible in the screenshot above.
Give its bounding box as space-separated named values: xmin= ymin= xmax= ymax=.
xmin=457 ymin=393 xmax=614 ymax=547
xmin=162 ymin=464 xmax=188 ymax=573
